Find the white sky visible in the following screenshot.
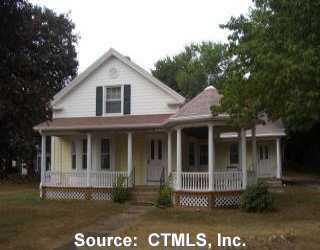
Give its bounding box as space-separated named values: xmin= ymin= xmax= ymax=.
xmin=30 ymin=0 xmax=251 ymax=73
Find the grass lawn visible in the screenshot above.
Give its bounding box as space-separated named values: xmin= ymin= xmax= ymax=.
xmin=118 ymin=186 xmax=320 ymax=250
xmin=0 ymin=183 xmax=125 ymax=250
xmin=1 ymin=184 xmax=319 ymax=249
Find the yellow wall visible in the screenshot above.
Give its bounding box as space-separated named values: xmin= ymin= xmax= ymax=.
xmin=51 ymin=133 xmax=277 ymax=181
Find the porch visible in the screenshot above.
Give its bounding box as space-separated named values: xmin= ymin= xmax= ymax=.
xmin=39 ymin=124 xmax=279 ymax=193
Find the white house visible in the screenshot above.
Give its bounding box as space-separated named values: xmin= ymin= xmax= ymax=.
xmin=34 ymin=48 xmax=285 ymax=208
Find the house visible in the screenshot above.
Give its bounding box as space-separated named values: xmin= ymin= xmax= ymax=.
xmin=34 ymin=48 xmax=285 ymax=208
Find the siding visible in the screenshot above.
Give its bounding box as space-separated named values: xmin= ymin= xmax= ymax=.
xmin=53 ymin=57 xmax=179 ymax=118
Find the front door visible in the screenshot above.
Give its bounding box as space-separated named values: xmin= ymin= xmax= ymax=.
xmin=257 ymin=143 xmax=274 ymax=177
xmin=147 ymin=136 xmax=165 ymax=182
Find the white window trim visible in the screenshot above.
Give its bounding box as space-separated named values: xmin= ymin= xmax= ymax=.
xmin=103 ymin=85 xmax=124 ymax=116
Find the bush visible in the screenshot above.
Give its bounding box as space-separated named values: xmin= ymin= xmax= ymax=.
xmin=157 ymin=185 xmax=172 ymax=207
xmin=111 ymin=176 xmax=129 ymax=203
xmin=240 ymin=181 xmax=275 ymax=212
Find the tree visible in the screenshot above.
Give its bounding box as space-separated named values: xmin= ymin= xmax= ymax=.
xmin=0 ymin=0 xmax=78 ymax=174
xmin=152 ymin=42 xmax=225 ymax=99
xmin=214 ymin=0 xmax=320 ymax=130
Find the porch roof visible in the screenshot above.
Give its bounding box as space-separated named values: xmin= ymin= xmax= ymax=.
xmin=34 ymin=114 xmax=172 ymax=131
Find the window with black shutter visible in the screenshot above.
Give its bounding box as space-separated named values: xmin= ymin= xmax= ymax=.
xmin=105 ymin=86 xmax=122 ymax=114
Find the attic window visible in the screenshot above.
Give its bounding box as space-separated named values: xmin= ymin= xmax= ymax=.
xmin=105 ymin=86 xmax=122 ymax=114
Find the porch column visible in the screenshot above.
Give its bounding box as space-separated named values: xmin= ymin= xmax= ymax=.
xmin=86 ymin=133 xmax=92 ymax=187
xmin=252 ymin=125 xmax=257 ymax=180
xmin=208 ymin=124 xmax=214 ymax=191
xmin=127 ymin=132 xmax=133 ymax=185
xmin=176 ymin=128 xmax=182 ymax=190
xmin=240 ymin=128 xmax=247 ymax=189
xmin=167 ymin=131 xmax=172 ymax=176
xmin=276 ymin=138 xmax=282 ymax=179
xmin=40 ymin=134 xmax=46 ymax=188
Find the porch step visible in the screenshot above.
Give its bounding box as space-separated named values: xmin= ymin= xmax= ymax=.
xmin=262 ymin=178 xmax=284 ymax=192
xmin=130 ymin=185 xmax=159 ymax=204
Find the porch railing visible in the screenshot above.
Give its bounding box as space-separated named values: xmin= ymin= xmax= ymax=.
xmin=44 ymin=171 xmax=128 ymax=188
xmin=90 ymin=171 xmax=128 ymax=188
xmin=181 ymin=172 xmax=209 ymax=191
xmin=213 ymin=171 xmax=243 ymax=191
xmin=171 ymin=170 xmax=244 ymax=192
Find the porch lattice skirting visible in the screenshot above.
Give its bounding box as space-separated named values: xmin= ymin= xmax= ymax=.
xmin=42 ymin=186 xmax=115 ymax=201
xmin=173 ymin=191 xmax=243 ymax=208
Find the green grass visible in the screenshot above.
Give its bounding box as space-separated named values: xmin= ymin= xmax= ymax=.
xmin=118 ymin=186 xmax=320 ymax=250
xmin=0 ymin=184 xmax=125 ymax=250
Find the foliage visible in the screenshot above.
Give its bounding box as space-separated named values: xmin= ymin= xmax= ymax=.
xmin=157 ymin=185 xmax=172 ymax=207
xmin=214 ymin=0 xmax=320 ymax=130
xmin=0 ymin=0 xmax=78 ymax=172
xmin=112 ymin=176 xmax=129 ymax=203
xmin=152 ymin=42 xmax=225 ymax=99
xmin=240 ymin=182 xmax=274 ymax=212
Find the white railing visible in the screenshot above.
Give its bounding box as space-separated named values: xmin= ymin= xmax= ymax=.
xmin=90 ymin=171 xmax=128 ymax=188
xmin=173 ymin=170 xmax=244 ymax=192
xmin=181 ymin=172 xmax=209 ymax=191
xmin=44 ymin=171 xmax=87 ymax=187
xmin=43 ymin=171 xmax=128 ymax=188
xmin=213 ymin=171 xmax=243 ymax=191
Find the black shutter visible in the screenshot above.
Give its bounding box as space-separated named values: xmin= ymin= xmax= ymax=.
xmin=123 ymin=85 xmax=131 ymax=115
xmin=96 ymin=86 xmax=103 ymax=116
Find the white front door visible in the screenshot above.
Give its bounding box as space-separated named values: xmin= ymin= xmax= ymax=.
xmin=257 ymin=143 xmax=274 ymax=177
xmin=147 ymin=136 xmax=165 ymax=182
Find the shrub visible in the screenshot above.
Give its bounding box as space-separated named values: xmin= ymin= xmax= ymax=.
xmin=157 ymin=185 xmax=172 ymax=207
xmin=111 ymin=176 xmax=129 ymax=203
xmin=240 ymin=181 xmax=275 ymax=212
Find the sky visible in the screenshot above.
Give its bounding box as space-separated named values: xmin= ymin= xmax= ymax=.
xmin=30 ymin=0 xmax=252 ymax=73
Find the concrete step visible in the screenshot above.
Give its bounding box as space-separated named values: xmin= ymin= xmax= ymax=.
xmin=130 ymin=186 xmax=159 ymax=204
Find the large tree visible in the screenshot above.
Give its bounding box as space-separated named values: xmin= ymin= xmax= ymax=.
xmin=0 ymin=0 xmax=78 ymax=174
xmin=152 ymin=42 xmax=225 ymax=99
xmin=214 ymin=0 xmax=320 ymax=130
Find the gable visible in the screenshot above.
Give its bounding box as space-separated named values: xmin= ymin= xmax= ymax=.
xmin=53 ymin=55 xmax=182 ymax=118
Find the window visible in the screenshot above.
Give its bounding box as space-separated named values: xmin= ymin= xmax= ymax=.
xmin=105 ymin=86 xmax=122 ymax=114
xmin=71 ymin=141 xmax=76 ymax=170
xmin=158 ymin=140 xmax=162 ymax=160
xmin=199 ymin=144 xmax=208 ymax=165
xmin=264 ymin=145 xmax=269 ymax=159
xmin=45 ymin=136 xmax=51 ymax=171
xmin=150 ymin=140 xmax=155 ymax=160
xmin=259 ymin=145 xmax=264 ymax=160
xmin=82 ymin=139 xmax=87 ymax=169
xmin=101 ymin=139 xmax=110 ymax=170
xmin=189 ymin=143 xmax=195 ymax=166
xmin=229 ymin=143 xmax=239 ymax=165
xmin=259 ymin=145 xmax=269 ymax=160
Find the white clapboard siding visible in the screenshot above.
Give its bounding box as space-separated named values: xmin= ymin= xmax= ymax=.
xmin=54 ymin=57 xmax=179 ymax=118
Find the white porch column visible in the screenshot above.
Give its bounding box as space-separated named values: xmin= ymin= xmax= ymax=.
xmin=86 ymin=133 xmax=92 ymax=187
xmin=208 ymin=124 xmax=214 ymax=191
xmin=276 ymin=138 xmax=282 ymax=179
xmin=40 ymin=134 xmax=46 ymax=188
xmin=127 ymin=132 xmax=133 ymax=182
xmin=167 ymin=131 xmax=172 ymax=177
xmin=240 ymin=128 xmax=247 ymax=189
xmin=176 ymin=128 xmax=182 ymax=190
xmin=252 ymin=126 xmax=257 ymax=178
